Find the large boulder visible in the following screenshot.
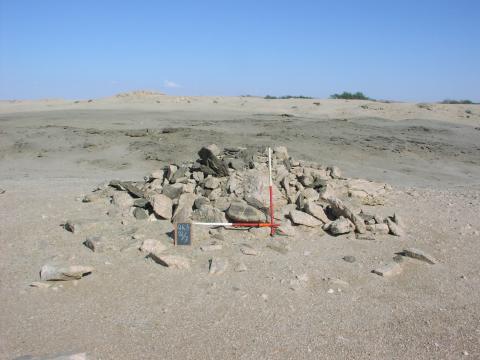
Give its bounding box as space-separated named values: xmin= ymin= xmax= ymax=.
xmin=227 ymin=202 xmax=267 ymax=222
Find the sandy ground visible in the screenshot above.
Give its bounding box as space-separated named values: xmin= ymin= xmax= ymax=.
xmin=1 ymin=94 xmax=479 ymax=359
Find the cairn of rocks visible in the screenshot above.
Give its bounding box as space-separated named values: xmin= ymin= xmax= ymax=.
xmin=86 ymin=144 xmax=402 ymax=238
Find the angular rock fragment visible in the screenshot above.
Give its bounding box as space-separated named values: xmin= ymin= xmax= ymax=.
xmin=150 ymin=194 xmax=173 ymax=220
xmin=133 ymin=207 xmax=149 ymax=220
xmin=304 ymin=201 xmax=329 ymax=223
xmin=83 ymin=235 xmax=109 ymax=252
xmin=111 ymin=192 xmax=134 ymax=209
xmin=194 ymin=196 xmax=210 ymax=209
xmin=326 ymin=197 xmax=366 ymax=233
xmin=402 ymin=248 xmax=437 ymax=264
xmin=162 ymin=183 xmax=184 ymax=199
xmin=213 ymin=197 xmax=230 ymax=211
xmin=192 ymin=206 xmax=227 ymax=223
xmin=204 ymin=176 xmax=220 ymax=189
xmin=172 ymin=193 xmax=196 ymax=223
xmin=289 ymin=210 xmax=323 ymax=227
xmin=40 ymin=265 xmax=94 ymax=281
xmin=325 ymin=216 xmax=355 ymax=235
xmin=198 ymin=146 xmax=229 ymax=177
xmin=386 ymin=218 xmax=404 ymax=236
xmin=366 ymin=223 xmax=389 ymax=235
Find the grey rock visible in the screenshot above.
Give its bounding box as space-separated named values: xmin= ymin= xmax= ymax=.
xmin=133 ymin=207 xmax=149 ymax=220
xmin=343 ymin=255 xmax=356 ymax=263
xmin=205 ymin=143 xmax=221 ymax=156
xmin=366 ymin=223 xmax=389 ymax=235
xmin=227 ymin=202 xmax=267 ymax=222
xmin=194 ymin=196 xmax=210 ymax=209
xmin=304 ymin=201 xmax=330 ymax=223
xmin=386 ymin=218 xmax=404 ymax=236
xmin=111 ymin=192 xmax=134 ymax=209
xmin=214 ymin=197 xmax=231 ymax=211
xmin=150 ymin=194 xmax=173 ymax=220
xmin=326 ymin=197 xmax=366 ymax=233
xmin=372 ymin=262 xmax=403 ymax=277
xmin=133 ymin=198 xmax=149 ymax=208
xmin=204 ymin=176 xmax=220 ymax=189
xmin=83 ymin=235 xmax=109 ymax=252
xmin=162 ymin=183 xmax=184 ymax=199
xmin=192 ymin=206 xmax=227 ymax=223
xmin=402 ymin=248 xmax=437 ymax=264
xmin=166 ymin=165 xmax=178 ymax=181
xmin=40 ymin=264 xmax=94 ymax=281
xmin=172 ymin=193 xmax=196 ymax=223
xmin=0 ymin=188 xmax=5 ymax=194
xmin=327 ymin=216 xmax=355 ymax=235
xmin=228 ymin=158 xmax=245 ymax=170
xmin=328 ymin=166 xmax=342 ymax=179
xmin=289 ymin=210 xmax=323 ymax=227
xmin=207 ymin=187 xmax=222 ymax=201
xmin=198 ymin=147 xmax=229 ymax=177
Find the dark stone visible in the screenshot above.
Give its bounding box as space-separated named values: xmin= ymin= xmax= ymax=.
xmin=133 ymin=207 xmax=149 ymax=220
xmin=343 ymin=255 xmax=356 ymax=263
xmin=133 ymin=198 xmax=150 ymax=208
xmin=198 ymin=147 xmax=229 ymax=177
xmin=228 ymin=158 xmax=245 ymax=170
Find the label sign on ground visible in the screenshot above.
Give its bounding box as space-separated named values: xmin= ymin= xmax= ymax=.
xmin=175 ymin=223 xmax=192 ymax=246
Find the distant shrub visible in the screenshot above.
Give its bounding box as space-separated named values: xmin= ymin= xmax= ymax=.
xmin=440 ymin=99 xmax=474 ymax=104
xmin=330 ymin=91 xmax=372 ymax=100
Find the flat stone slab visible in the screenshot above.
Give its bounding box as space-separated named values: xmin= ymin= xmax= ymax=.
xmin=372 ymin=262 xmax=403 ymax=277
xmin=402 ymin=248 xmax=437 ymax=264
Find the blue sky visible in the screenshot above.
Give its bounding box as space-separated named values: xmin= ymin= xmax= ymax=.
xmin=0 ymin=0 xmax=479 ymax=101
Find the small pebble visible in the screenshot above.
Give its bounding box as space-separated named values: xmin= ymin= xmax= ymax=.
xmin=343 ymin=255 xmax=356 ymax=263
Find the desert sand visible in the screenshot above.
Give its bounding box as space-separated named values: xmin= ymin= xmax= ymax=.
xmin=1 ymin=92 xmax=479 ymax=359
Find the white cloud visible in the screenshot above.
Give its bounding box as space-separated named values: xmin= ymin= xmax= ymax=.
xmin=164 ymin=80 xmax=181 ymax=88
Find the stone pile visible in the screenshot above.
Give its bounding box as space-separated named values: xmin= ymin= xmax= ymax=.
xmin=85 ymin=144 xmax=402 ymax=239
